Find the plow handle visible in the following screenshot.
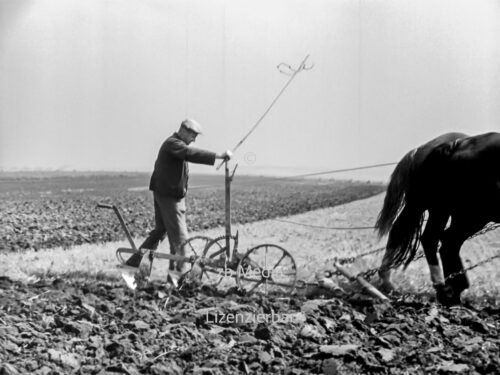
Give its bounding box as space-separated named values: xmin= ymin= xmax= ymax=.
xmin=96 ymin=203 xmax=138 ymax=251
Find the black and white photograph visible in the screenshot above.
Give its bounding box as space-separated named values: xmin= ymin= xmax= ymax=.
xmin=1 ymin=0 xmax=499 ymax=373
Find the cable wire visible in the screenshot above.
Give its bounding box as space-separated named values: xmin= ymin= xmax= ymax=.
xmin=271 ymin=218 xmax=376 ymax=230
xmin=188 ymin=161 xmax=395 ymax=191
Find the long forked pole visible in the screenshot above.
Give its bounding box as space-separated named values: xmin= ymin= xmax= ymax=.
xmin=216 ymin=54 xmax=312 ymax=170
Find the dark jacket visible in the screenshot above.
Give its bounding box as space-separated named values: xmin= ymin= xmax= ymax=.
xmin=149 ymin=133 xmax=216 ymax=198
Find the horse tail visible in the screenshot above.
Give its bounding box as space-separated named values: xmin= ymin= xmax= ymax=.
xmin=375 ymin=148 xmax=426 ymax=269
xmin=383 ymin=204 xmax=425 ymax=269
xmin=375 ymin=149 xmax=416 ymax=237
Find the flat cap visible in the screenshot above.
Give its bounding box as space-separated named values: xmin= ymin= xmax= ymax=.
xmin=181 ymin=118 xmax=203 ymax=134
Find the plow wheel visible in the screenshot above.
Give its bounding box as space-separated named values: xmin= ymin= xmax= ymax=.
xmin=197 ymin=234 xmax=239 ymax=287
xmin=236 ymin=244 xmax=297 ymax=296
xmin=179 ymin=235 xmax=213 ymax=264
xmin=176 ymin=236 xmax=214 ymax=280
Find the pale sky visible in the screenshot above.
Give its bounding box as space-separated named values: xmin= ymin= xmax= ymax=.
xmin=1 ymin=0 xmax=499 ymax=181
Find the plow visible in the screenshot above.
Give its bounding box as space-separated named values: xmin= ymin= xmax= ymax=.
xmin=98 ymin=160 xmax=301 ymax=296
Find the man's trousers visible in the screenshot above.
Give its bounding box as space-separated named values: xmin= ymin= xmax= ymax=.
xmin=136 ymin=192 xmax=189 ymax=271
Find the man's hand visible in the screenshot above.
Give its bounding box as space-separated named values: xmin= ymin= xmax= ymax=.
xmin=217 ymin=150 xmax=233 ymax=160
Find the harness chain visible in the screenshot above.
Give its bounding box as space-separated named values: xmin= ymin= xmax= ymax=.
xmin=335 ymin=246 xmax=386 ymax=266
xmin=440 ymin=222 xmax=500 ymax=282
xmin=442 ymin=252 xmax=500 ymax=283
xmin=322 ymin=222 xmax=500 ymax=284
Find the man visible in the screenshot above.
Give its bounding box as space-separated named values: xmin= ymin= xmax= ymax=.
xmin=125 ymin=118 xmax=231 ymax=273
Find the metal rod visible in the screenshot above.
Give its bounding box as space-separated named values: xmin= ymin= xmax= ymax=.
xmin=225 ymin=160 xmax=231 ymax=258
xmin=216 ymin=54 xmax=311 ymax=170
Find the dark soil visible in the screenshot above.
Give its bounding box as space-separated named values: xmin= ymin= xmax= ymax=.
xmin=0 ymin=277 xmax=499 ymax=374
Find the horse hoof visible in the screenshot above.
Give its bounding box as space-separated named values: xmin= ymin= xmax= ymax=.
xmin=435 ymin=284 xmax=461 ymax=306
xmin=446 ymin=276 xmax=469 ymax=296
xmin=378 ymin=280 xmax=396 ymax=295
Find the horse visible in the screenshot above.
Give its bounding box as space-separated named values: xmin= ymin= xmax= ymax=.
xmin=375 ymin=131 xmax=500 ymax=305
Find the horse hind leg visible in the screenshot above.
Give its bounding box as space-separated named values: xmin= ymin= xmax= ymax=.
xmin=420 ymin=210 xmax=456 ymax=305
xmin=421 ymin=210 xmax=449 ymax=287
xmin=438 ymin=228 xmax=469 ymax=305
xmin=439 ymin=216 xmax=487 ymax=304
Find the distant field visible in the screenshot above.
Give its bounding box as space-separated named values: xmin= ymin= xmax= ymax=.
xmin=0 ymin=172 xmax=385 ymax=252
xmin=0 ymin=171 xmax=223 ymax=197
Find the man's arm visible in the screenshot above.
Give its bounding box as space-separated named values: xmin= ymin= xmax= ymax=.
xmin=166 ymin=138 xmax=231 ymax=165
xmin=185 ymin=146 xmax=216 ymax=165
xmin=186 ymin=148 xmax=232 ymax=164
